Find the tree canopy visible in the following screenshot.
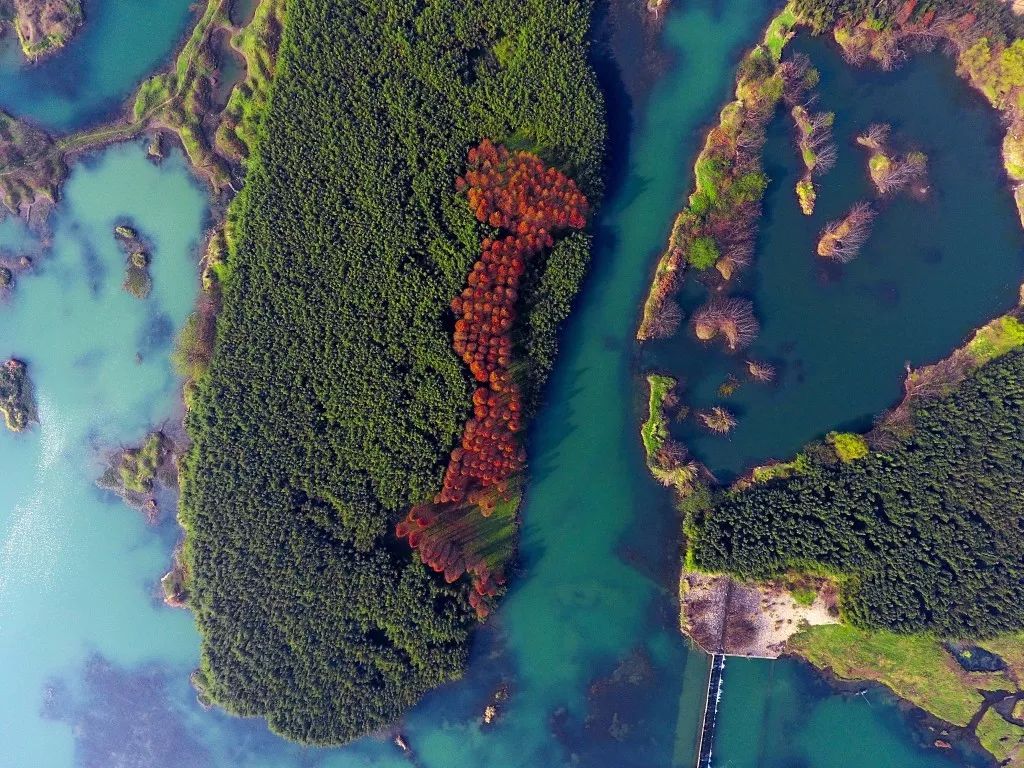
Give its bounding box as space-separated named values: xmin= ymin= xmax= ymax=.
xmin=692 ymin=350 xmax=1024 ymax=639
xmin=179 ymin=0 xmax=604 ymax=745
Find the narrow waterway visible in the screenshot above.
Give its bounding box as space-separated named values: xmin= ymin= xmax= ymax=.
xmin=0 ymin=3 xmax=1009 ymax=768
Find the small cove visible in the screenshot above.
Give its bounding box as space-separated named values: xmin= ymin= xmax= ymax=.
xmin=643 ymin=34 xmax=1024 ymax=481
xmin=0 ymin=0 xmax=197 ymax=132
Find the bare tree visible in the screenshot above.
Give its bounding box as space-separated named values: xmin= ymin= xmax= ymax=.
xmin=693 ymin=297 xmax=760 ymax=351
xmin=817 ymin=202 xmax=876 ymax=263
xmin=698 ymin=406 xmax=737 ymax=435
xmin=856 ymin=123 xmax=891 ymax=151
xmin=647 ymin=298 xmax=682 ymax=339
xmin=746 ymin=359 xmax=776 ymax=383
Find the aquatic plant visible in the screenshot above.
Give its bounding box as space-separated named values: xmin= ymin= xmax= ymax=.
xmin=718 ymin=374 xmax=741 ymax=397
xmin=698 ymin=406 xmax=737 ymax=435
xmin=692 ymin=297 xmax=760 ymax=351
xmin=817 ymin=201 xmax=876 ymax=262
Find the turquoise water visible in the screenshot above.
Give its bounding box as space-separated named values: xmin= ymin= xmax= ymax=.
xmin=714 ymin=659 xmax=989 ymax=768
xmin=0 ymin=3 xmax=1008 ymax=768
xmin=0 ymin=0 xmax=196 ymax=131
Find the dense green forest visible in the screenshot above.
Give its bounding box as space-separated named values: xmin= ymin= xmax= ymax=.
xmin=178 ymin=0 xmax=604 ymax=746
xmin=691 ymin=350 xmax=1024 ymax=639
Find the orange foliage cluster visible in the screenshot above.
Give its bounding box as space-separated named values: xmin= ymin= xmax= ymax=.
xmin=395 ymin=139 xmax=589 ymax=618
xmin=395 ymin=504 xmax=506 ymax=614
xmin=440 ymin=139 xmax=588 ymax=504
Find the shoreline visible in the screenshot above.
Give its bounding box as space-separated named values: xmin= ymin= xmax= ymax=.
xmin=634 ymin=4 xmax=1024 ymax=764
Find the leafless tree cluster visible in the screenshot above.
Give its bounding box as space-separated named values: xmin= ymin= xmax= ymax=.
xmin=781 ymin=53 xmax=816 ymax=106
xmin=798 ymin=109 xmax=838 ymax=176
xmin=746 ymin=359 xmax=776 ymax=383
xmin=708 ymin=202 xmax=758 ymax=275
xmin=902 ymin=349 xmax=973 ymax=402
xmin=874 ymin=153 xmax=928 ymax=195
xmin=646 ymin=296 xmax=682 ymax=339
xmin=817 ymin=202 xmax=876 ymax=263
xmin=856 ymin=123 xmax=891 ymax=151
xmin=698 ymin=406 xmax=737 ymax=435
xmin=692 ymin=297 xmax=760 ymax=351
xmin=638 ymin=248 xmax=683 ymax=341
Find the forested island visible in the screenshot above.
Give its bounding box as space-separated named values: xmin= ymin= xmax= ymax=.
xmin=176 ymin=0 xmax=605 ymax=746
xmin=636 ymin=0 xmax=1024 ymax=764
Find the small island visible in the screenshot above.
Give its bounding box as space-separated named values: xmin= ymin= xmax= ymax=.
xmin=0 ymin=0 xmax=82 ymax=61
xmin=113 ymin=223 xmax=152 ymax=299
xmin=96 ymin=431 xmax=177 ymax=522
xmin=0 ymin=357 xmax=36 ymax=432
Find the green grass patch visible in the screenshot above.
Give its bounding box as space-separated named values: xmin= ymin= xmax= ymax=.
xmin=791 ymin=625 xmax=987 ymax=727
xmin=688 ymin=236 xmax=720 ymax=270
xmin=966 ymin=315 xmax=1024 ymax=364
xmin=827 ymin=431 xmax=868 ymax=462
xmin=641 ymin=374 xmax=676 ymax=461
xmin=751 ymin=454 xmax=808 ymax=484
xmin=117 ymin=433 xmax=165 ymax=494
xmin=976 ymin=708 xmax=1024 ymax=765
xmin=763 ymin=4 xmax=798 ymax=63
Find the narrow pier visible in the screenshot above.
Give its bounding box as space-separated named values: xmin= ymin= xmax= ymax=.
xmin=695 ymin=653 xmax=726 ymax=768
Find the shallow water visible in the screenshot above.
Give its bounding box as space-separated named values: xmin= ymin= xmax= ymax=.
xmin=0 ymin=0 xmax=196 ymax=131
xmin=0 ymin=4 xmax=1009 ymax=768
xmin=714 ymin=659 xmax=989 ymax=768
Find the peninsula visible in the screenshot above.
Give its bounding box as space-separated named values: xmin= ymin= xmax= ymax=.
xmin=636 ymin=1 xmax=1024 ymax=764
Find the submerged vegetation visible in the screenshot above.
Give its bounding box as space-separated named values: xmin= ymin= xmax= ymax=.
xmin=179 ymin=0 xmax=604 ymax=745
xmin=0 ymin=358 xmax=36 ymax=432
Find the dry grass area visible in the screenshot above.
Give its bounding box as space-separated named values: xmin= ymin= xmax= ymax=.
xmin=680 ymin=573 xmax=838 ymax=657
